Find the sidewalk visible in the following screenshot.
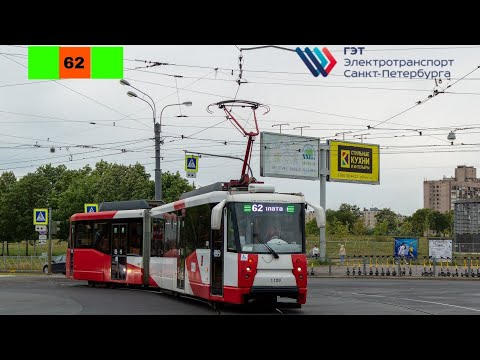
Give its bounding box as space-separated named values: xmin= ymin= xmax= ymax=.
xmin=307 ymin=265 xmax=480 ymax=280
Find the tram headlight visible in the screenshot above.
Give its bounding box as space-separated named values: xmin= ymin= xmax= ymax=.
xmin=246 ymin=267 xmax=251 ymax=272
xmin=297 ymin=267 xmax=302 ymax=272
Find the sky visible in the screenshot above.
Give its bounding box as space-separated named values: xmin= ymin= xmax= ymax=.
xmin=1 ymin=44 xmax=480 ymax=216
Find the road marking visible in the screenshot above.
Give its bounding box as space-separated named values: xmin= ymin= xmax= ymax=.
xmin=344 ymin=292 xmax=480 ymax=313
xmin=396 ymin=297 xmax=480 ymax=312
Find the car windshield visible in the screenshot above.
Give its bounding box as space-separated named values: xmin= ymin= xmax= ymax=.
xmin=231 ymin=202 xmax=304 ymax=254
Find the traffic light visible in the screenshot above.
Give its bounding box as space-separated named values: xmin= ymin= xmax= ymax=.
xmin=50 ymin=221 xmax=61 ymax=235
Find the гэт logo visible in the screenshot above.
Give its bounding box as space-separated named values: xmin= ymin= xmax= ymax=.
xmin=296 ymin=47 xmax=337 ymax=77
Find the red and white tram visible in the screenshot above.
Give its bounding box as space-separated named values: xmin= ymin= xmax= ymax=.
xmin=66 ymin=183 xmax=325 ymax=307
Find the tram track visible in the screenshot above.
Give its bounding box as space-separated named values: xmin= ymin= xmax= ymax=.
xmin=316 ymin=291 xmax=435 ymax=315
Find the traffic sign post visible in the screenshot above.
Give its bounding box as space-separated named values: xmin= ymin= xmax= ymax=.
xmin=185 ymin=154 xmax=199 ymax=179
xmin=185 ymin=155 xmax=199 ymax=172
xmin=35 ymin=225 xmax=47 ymax=232
xmin=84 ymin=203 xmax=98 ymax=213
xmin=33 ymin=209 xmax=49 ymax=225
xmin=47 ymin=207 xmax=52 ymax=275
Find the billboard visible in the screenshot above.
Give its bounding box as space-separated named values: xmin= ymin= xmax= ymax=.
xmin=428 ymin=239 xmax=452 ymax=260
xmin=328 ymin=140 xmax=380 ymax=184
xmin=394 ymin=238 xmax=418 ymax=259
xmin=260 ymin=132 xmax=320 ymax=180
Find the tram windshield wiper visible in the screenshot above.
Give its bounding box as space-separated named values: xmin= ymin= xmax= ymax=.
xmin=253 ymin=233 xmax=279 ymax=259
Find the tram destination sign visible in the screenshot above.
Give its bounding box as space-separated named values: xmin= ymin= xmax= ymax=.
xmin=243 ymin=204 xmax=296 ymax=213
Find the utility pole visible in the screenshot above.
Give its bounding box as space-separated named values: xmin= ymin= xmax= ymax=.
xmin=319 ymin=143 xmax=329 ymax=262
xmin=47 ymin=207 xmax=52 ymax=275
xmin=272 ymin=123 xmax=290 ymax=134
xmin=293 ymin=126 xmax=310 ymax=136
xmin=154 ymin=122 xmax=161 ymax=201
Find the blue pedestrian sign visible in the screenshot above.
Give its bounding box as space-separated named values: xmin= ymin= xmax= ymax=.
xmin=185 ymin=155 xmax=199 ymax=173
xmin=33 ymin=208 xmax=48 ymax=225
xmin=85 ymin=204 xmax=98 ymax=213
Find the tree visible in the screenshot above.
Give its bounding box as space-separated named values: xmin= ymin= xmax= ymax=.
xmin=0 ymin=172 xmax=16 ymax=255
xmin=428 ymin=210 xmax=450 ymax=236
xmin=410 ymin=208 xmax=432 ymax=236
xmin=351 ymin=217 xmax=368 ymax=235
xmin=0 ymin=173 xmax=50 ymax=255
xmin=398 ymin=219 xmax=414 ymax=236
xmin=373 ymin=220 xmax=389 ymax=236
xmin=446 ymin=210 xmax=454 ymax=236
xmin=0 ymin=172 xmax=16 ymax=194
xmin=161 ymin=171 xmax=194 ymax=203
xmin=327 ymin=218 xmax=349 ymax=236
xmin=91 ymin=161 xmax=154 ymax=202
xmin=336 ymin=203 xmax=362 ymax=232
xmin=306 ymin=218 xmax=320 ymax=236
xmin=0 ymin=161 xmax=194 ymax=247
xmin=325 ymin=204 xmax=361 ymax=234
xmin=374 ymin=208 xmax=398 ymax=235
xmin=325 ymin=209 xmax=336 ymax=225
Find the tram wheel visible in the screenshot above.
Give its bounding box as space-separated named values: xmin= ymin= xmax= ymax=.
xmin=87 ymin=281 xmax=95 ymax=288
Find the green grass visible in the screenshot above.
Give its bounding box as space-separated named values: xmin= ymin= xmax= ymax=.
xmin=306 ymin=235 xmax=478 ymax=263
xmin=0 ymin=240 xmax=67 ymax=257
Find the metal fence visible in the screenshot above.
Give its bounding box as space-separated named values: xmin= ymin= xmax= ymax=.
xmin=0 ymin=255 xmax=47 ymax=272
xmin=309 ymin=255 xmax=480 ymax=278
xmin=453 ymin=242 xmax=480 ymax=254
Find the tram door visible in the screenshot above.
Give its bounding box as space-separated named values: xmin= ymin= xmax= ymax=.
xmin=69 ymin=225 xmax=74 ymax=277
xmin=210 ymin=209 xmax=225 ymax=296
xmin=176 ymin=217 xmax=186 ymax=290
xmin=111 ymin=224 xmax=127 ymax=280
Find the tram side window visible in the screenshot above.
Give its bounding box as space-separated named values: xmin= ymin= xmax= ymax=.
xmin=76 ymin=221 xmax=93 ymax=248
xmin=183 ymin=204 xmax=210 ymax=256
xmin=151 ymin=218 xmax=164 ymax=257
xmin=227 ymin=209 xmax=237 ymax=252
xmin=128 ymin=220 xmax=143 ymax=256
xmin=93 ymin=222 xmax=110 ymax=254
xmin=164 ymin=215 xmax=178 ymax=257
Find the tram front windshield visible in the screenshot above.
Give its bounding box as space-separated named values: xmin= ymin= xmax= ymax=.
xmin=232 ymin=202 xmax=304 ymax=254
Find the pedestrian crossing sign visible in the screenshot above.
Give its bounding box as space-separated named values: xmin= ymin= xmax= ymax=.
xmin=33 ymin=208 xmax=48 ymax=225
xmin=84 ymin=203 xmax=98 ymax=213
xmin=185 ymin=155 xmax=199 ymax=173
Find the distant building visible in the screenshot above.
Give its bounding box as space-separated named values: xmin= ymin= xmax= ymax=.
xmin=362 ymin=207 xmax=406 ymax=229
xmin=363 ymin=207 xmax=380 ymax=229
xmin=453 ymin=199 xmax=480 ymax=253
xmin=424 ymin=165 xmax=480 ymax=213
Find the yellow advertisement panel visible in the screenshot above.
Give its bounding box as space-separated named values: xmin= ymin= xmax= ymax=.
xmin=328 ymin=140 xmax=380 ymax=184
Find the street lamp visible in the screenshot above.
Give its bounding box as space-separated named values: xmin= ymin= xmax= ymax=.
xmin=120 ymin=79 xmax=160 ymax=199
xmin=122 ymin=79 xmax=193 ymax=201
xmin=158 ymin=101 xmax=192 ymax=200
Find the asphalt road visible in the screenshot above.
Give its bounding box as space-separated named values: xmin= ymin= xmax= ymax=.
xmin=1 ymin=274 xmax=480 ymax=315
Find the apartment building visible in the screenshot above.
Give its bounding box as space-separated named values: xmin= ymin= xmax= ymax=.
xmin=424 ymin=165 xmax=480 ymax=213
